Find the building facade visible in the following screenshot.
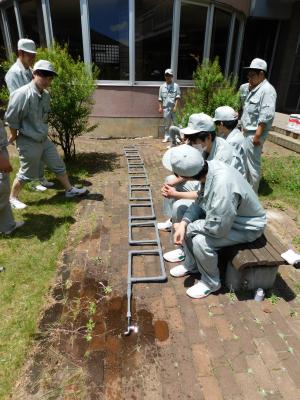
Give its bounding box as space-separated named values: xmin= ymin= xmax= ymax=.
xmin=0 ymin=0 xmax=299 ymax=137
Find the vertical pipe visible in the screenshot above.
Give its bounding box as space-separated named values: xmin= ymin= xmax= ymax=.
xmin=225 ymin=12 xmax=236 ymax=77
xmin=1 ymin=9 xmax=13 ymax=59
xmin=233 ymin=17 xmax=245 ymax=76
xmin=129 ymin=0 xmax=135 ymax=85
xmin=203 ymin=4 xmax=214 ymax=60
xmin=171 ymin=0 xmax=181 ymax=79
xmin=41 ymin=0 xmax=52 ymax=46
xmin=13 ymin=0 xmax=24 ymax=38
xmin=80 ymin=0 xmax=92 ymax=67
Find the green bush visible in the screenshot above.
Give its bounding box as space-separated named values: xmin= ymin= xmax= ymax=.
xmin=178 ymin=58 xmax=240 ymax=126
xmin=37 ymin=43 xmax=99 ymax=160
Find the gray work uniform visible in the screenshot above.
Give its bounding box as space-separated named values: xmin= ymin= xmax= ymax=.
xmin=224 ymin=127 xmax=248 ymax=180
xmin=0 ymin=121 xmax=15 ymax=232
xmin=158 ymin=82 xmax=181 ymax=140
xmin=163 ymin=137 xmax=246 ymax=222
xmin=5 ymin=59 xmax=33 ymax=93
xmin=182 ymin=160 xmax=266 ymax=289
xmin=5 ymin=81 xmax=66 ymax=182
xmin=240 ymin=80 xmax=277 ymax=193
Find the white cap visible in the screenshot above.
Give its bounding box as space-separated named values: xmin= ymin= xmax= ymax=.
xmin=213 ymin=106 xmax=238 ymax=122
xmin=244 ymin=58 xmax=267 ymax=72
xmin=18 ymin=38 xmax=36 ymax=54
xmin=181 ymin=113 xmax=215 ymax=135
xmin=33 ymin=60 xmax=57 ymax=75
xmin=162 ymin=144 xmax=205 ymax=177
xmin=164 ymin=68 xmax=173 ymax=76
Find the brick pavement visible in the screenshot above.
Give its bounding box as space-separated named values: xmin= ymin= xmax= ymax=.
xmin=13 ymin=137 xmax=300 ymax=400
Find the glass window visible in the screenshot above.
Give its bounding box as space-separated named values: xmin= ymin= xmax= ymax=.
xmin=210 ymin=8 xmax=232 ymax=72
xmin=135 ymin=0 xmax=173 ymax=81
xmin=0 ymin=20 xmax=6 ymax=62
xmin=19 ymin=0 xmax=46 ymax=47
xmin=49 ymin=0 xmax=83 ymax=60
xmin=88 ymin=0 xmax=129 ymax=80
xmin=285 ymin=83 xmax=300 ymax=110
xmin=228 ymin=17 xmax=240 ymax=75
xmin=239 ymin=19 xmax=279 ymax=74
xmin=6 ymin=7 xmax=19 ymax=52
xmin=177 ymin=2 xmax=207 ymax=80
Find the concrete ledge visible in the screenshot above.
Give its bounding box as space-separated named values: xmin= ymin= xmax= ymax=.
xmin=268 ymin=131 xmax=300 ymax=153
xmin=88 ymin=117 xmax=164 ymax=138
xmin=271 ymin=125 xmax=300 ymax=140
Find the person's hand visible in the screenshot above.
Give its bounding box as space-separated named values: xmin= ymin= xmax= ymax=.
xmin=173 ymin=222 xmax=186 ymax=245
xmin=158 ymin=106 xmax=163 ymax=114
xmin=161 ymin=184 xmax=177 ymax=199
xmin=0 ymin=156 xmax=13 ymax=173
xmin=252 ymin=136 xmax=261 ymax=146
xmin=173 ymin=105 xmax=177 ymax=113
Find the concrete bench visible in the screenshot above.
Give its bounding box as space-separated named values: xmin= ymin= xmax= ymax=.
xmin=218 ymin=227 xmax=287 ymax=291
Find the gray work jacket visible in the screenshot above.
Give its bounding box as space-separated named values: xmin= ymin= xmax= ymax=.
xmin=5 ymin=59 xmax=33 ymax=94
xmin=5 ymin=81 xmax=51 ymax=142
xmin=183 ymin=160 xmax=266 ymax=239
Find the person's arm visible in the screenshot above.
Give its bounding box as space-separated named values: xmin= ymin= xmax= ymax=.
xmin=254 ymin=88 xmax=277 ymax=145
xmin=5 ymin=90 xmax=27 ymax=136
xmin=7 ymin=127 xmax=17 ymax=144
xmin=253 ymin=123 xmax=265 ymax=146
xmin=158 ymin=85 xmax=163 ymax=113
xmin=0 ymin=152 xmax=12 ymax=173
xmin=162 ymin=184 xmax=198 ymax=200
xmin=173 ymin=85 xmax=181 ymax=112
xmin=173 ymin=220 xmax=188 ymax=245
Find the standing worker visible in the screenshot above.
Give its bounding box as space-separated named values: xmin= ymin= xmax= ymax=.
xmin=165 ymin=145 xmax=266 ymax=299
xmin=240 ymin=58 xmax=277 ymax=193
xmin=5 ymin=60 xmax=87 ymax=210
xmin=0 ymin=120 xmax=24 ymax=234
xmin=5 ymin=38 xmax=54 ymax=192
xmin=158 ymin=69 xmax=181 ymax=143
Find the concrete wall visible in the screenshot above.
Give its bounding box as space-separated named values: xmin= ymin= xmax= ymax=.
xmin=90 ymin=85 xmax=190 ymax=138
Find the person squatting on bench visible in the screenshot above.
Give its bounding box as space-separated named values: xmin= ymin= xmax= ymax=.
xmin=163 ymin=144 xmax=266 ymax=299
xmin=158 ymin=112 xmax=247 ymax=262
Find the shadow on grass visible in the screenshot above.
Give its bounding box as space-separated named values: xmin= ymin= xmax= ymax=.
xmin=8 ymin=213 xmax=76 ymax=241
xmin=26 ymin=191 xmax=104 ymax=207
xmin=258 ymin=177 xmax=273 ymax=196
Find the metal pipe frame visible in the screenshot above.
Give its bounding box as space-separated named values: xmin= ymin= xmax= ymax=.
xmin=128 ymin=221 xmax=160 ymax=246
xmin=129 ymin=186 xmax=152 ymax=201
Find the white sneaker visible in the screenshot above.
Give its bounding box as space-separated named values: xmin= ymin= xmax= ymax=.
xmin=10 ymin=198 xmax=27 ymax=209
xmin=39 ymin=178 xmax=54 ymax=188
xmin=35 ymin=184 xmax=47 ymax=192
xmin=170 ymin=264 xmax=189 ymax=278
xmin=186 ymin=281 xmax=221 ymax=299
xmin=65 ymin=186 xmax=87 ymax=198
xmin=162 ymin=138 xmax=170 ymax=143
xmin=2 ymin=221 xmax=25 ymax=235
xmin=163 ymin=248 xmax=185 ymax=263
xmin=157 ymin=219 xmax=172 ymax=231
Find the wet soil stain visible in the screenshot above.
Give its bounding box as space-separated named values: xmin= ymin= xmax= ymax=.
xmin=24 ymin=273 xmax=169 ymax=399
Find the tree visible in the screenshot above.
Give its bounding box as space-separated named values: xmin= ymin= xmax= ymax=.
xmin=37 ymin=43 xmax=99 ymax=160
xmin=178 ymin=58 xmax=240 ymax=126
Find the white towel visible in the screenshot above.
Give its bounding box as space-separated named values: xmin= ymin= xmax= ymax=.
xmin=281 ymin=249 xmax=300 ymax=266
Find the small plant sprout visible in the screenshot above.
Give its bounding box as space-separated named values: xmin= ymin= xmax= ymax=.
xmin=227 ymin=288 xmax=237 ymax=303
xmin=99 ymin=281 xmax=112 ymax=295
xmin=267 ymin=293 xmax=280 ymax=305
xmin=88 ymin=302 xmax=96 ymax=317
xmin=85 ymin=318 xmax=95 ymax=342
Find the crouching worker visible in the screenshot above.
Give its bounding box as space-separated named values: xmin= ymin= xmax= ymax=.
xmin=165 ymin=144 xmax=266 ymax=299
xmin=5 ymin=60 xmax=87 ymax=209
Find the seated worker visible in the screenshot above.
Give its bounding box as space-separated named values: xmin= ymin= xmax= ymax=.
xmin=5 ymin=60 xmax=87 ymax=210
xmin=165 ymin=144 xmax=266 ymax=299
xmin=158 ymin=113 xmax=245 ymax=262
xmin=213 ymin=106 xmax=245 ymax=155
xmin=0 ymin=120 xmax=24 ymax=234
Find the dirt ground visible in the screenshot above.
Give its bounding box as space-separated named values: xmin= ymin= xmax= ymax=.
xmin=10 ymin=137 xmax=300 ymax=400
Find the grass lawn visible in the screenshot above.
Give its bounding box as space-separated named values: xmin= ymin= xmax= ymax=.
xmin=260 ymin=154 xmax=300 ymax=212
xmin=0 ymin=156 xmax=90 ymax=399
